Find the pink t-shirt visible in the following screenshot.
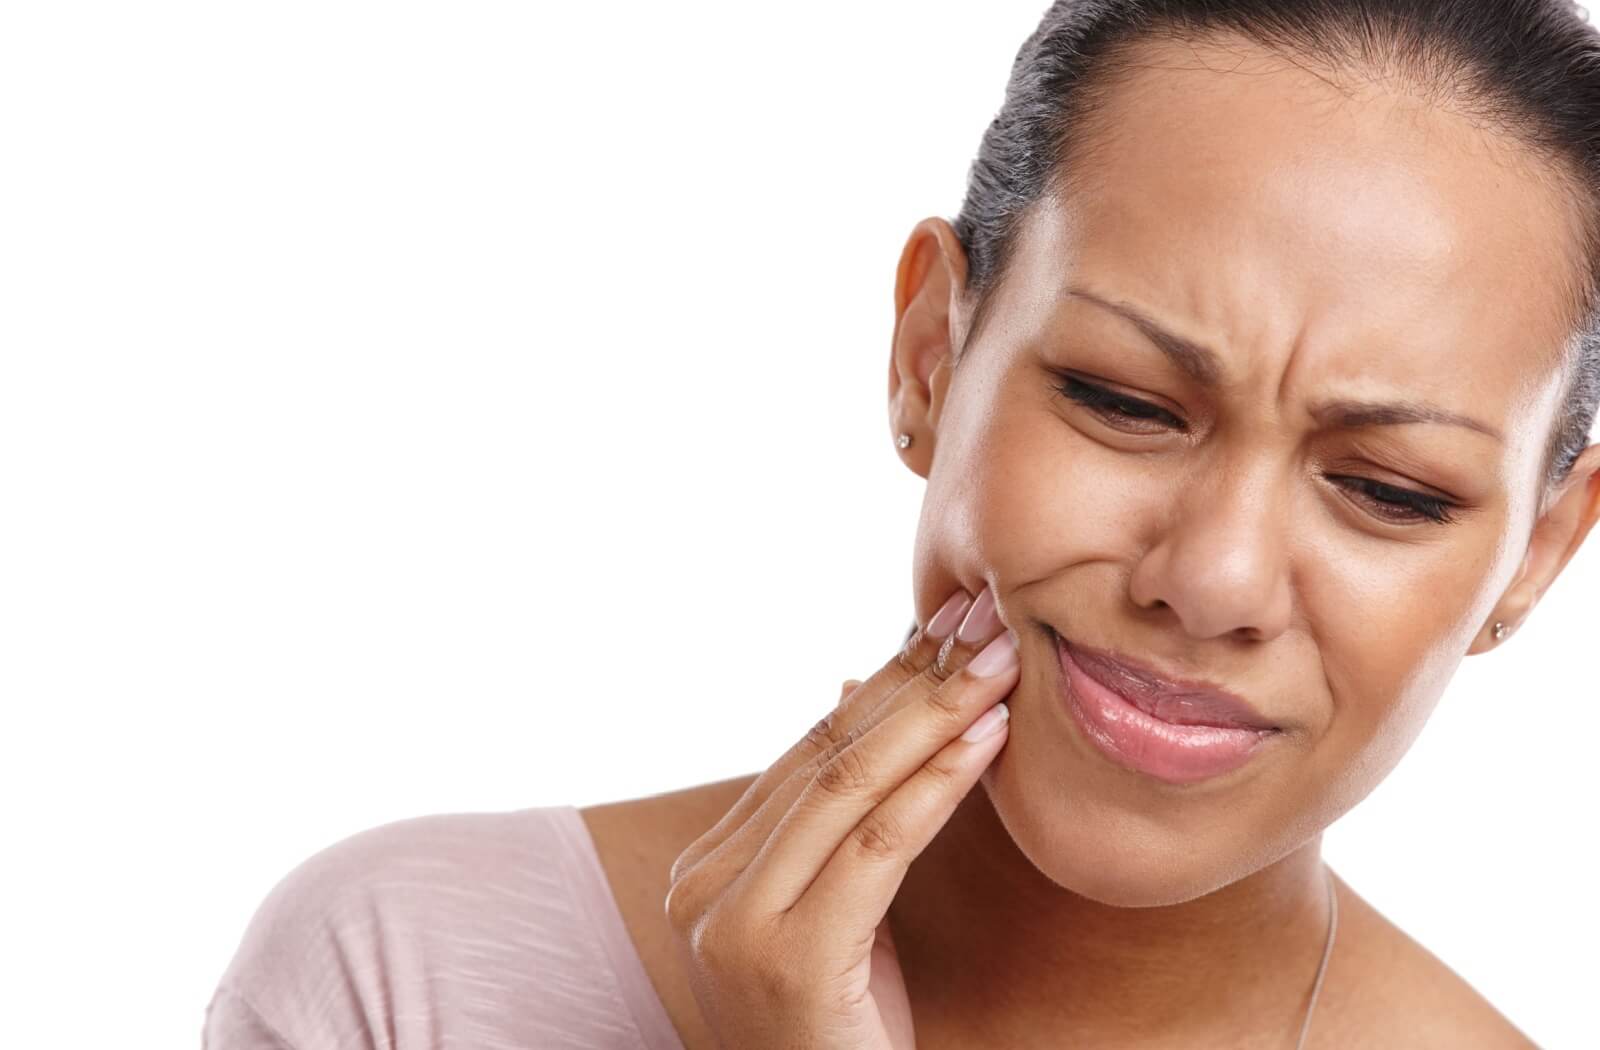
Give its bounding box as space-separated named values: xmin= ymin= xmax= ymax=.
xmin=203 ymin=805 xmax=687 ymax=1050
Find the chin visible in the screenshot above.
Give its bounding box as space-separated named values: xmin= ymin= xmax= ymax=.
xmin=993 ymin=775 xmax=1289 ymax=906
xmin=976 ymin=675 xmax=1312 ymax=907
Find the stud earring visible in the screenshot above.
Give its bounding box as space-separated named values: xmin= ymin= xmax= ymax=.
xmin=897 ymin=433 xmax=913 ymax=449
xmin=1492 ymin=621 xmax=1508 ymax=642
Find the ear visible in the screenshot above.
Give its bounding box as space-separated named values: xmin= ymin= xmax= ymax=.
xmin=1469 ymin=443 xmax=1600 ymax=653
xmin=888 ymin=217 xmax=972 ymax=479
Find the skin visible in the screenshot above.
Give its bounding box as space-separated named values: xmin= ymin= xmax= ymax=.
xmin=886 ymin=31 xmax=1600 ymax=1045
xmin=583 ymin=30 xmax=1600 ymax=1049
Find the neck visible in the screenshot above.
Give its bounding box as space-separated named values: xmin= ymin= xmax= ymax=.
xmin=887 ymin=784 xmax=1332 ymax=1048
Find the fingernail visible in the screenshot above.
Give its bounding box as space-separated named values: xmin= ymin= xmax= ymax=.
xmin=926 ymin=591 xmax=974 ymax=640
xmin=967 ymin=631 xmax=1018 ymax=676
xmin=956 ymin=586 xmax=1000 ymax=644
xmin=961 ymin=701 xmax=1010 ymax=743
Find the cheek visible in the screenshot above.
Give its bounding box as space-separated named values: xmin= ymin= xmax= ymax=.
xmin=919 ymin=375 xmax=1505 ymax=744
xmin=1317 ymin=501 xmax=1505 ymax=695
xmin=921 ymin=400 xmax=1154 ymax=588
xmin=1307 ymin=537 xmax=1500 ymax=809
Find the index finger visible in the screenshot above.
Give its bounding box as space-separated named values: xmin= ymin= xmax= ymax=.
xmin=670 ymin=589 xmax=973 ymax=877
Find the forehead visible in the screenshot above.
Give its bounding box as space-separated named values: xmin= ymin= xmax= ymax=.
xmin=1012 ymin=32 xmax=1584 ymax=424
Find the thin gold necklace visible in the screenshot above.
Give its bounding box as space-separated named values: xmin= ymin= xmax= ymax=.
xmin=1292 ymin=864 xmax=1340 ymax=1050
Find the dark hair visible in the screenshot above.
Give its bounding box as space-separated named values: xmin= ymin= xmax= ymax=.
xmin=951 ymin=0 xmax=1600 ymax=494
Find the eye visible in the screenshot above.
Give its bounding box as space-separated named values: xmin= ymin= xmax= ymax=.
xmin=1052 ymin=370 xmax=1461 ymax=527
xmin=1325 ymin=475 xmax=1459 ymax=526
xmin=1051 ymin=372 xmax=1187 ymax=433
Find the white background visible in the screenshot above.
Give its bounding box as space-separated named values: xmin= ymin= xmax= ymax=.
xmin=2 ymin=2 xmax=1595 ymax=1047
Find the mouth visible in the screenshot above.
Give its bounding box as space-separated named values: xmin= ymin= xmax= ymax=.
xmin=1052 ymin=630 xmax=1282 ymax=786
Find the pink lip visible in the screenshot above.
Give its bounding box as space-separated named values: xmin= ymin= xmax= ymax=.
xmin=1055 ymin=635 xmax=1280 ymax=785
xmin=1064 ymin=638 xmax=1280 ymax=730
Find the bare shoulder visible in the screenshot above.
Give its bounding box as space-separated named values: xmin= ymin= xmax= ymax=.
xmin=580 ymin=772 xmax=760 ymax=867
xmin=1315 ymin=873 xmax=1538 ymax=1049
xmin=578 ymin=773 xmax=761 ymax=1050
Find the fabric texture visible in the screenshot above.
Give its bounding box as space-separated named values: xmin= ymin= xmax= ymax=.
xmin=202 ymin=805 xmax=687 ymax=1050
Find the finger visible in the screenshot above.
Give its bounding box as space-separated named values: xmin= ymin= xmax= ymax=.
xmin=839 ymin=678 xmax=862 ymax=701
xmin=790 ymin=693 xmax=1009 ymax=952
xmin=840 ymin=587 xmax=985 ymax=719
xmin=727 ymin=622 xmax=1019 ymax=916
xmin=680 ymin=588 xmax=1003 ymax=890
xmin=678 ymin=582 xmax=1004 ymax=902
xmin=670 ymin=589 xmax=973 ymax=884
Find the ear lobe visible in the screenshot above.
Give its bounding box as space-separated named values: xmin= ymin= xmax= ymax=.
xmin=888 ymin=218 xmax=971 ymax=474
xmin=1473 ymin=445 xmax=1600 ymax=652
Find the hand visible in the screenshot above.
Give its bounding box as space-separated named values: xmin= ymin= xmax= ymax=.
xmin=664 ymin=585 xmax=1019 ymax=1050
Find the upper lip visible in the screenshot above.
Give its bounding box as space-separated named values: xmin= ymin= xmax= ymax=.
xmin=1057 ymin=633 xmax=1281 ymax=731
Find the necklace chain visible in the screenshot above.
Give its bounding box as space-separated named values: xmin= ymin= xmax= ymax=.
xmin=1292 ymin=864 xmax=1339 ymax=1050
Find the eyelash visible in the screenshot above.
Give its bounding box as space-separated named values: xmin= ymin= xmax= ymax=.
xmin=1051 ymin=373 xmax=1460 ymax=526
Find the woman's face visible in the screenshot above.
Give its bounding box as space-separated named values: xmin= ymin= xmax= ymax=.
xmin=896 ymin=35 xmax=1596 ymax=905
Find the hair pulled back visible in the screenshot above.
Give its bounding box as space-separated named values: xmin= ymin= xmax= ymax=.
xmin=952 ymin=0 xmax=1600 ymax=491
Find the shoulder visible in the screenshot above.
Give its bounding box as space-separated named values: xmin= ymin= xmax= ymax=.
xmin=205 ymin=806 xmax=630 ymax=1049
xmin=578 ymin=773 xmax=762 ymax=1050
xmin=580 ymin=772 xmax=761 ymax=868
xmin=578 ymin=771 xmax=763 ymax=921
xmin=1315 ymin=873 xmax=1537 ymax=1049
xmin=218 ymin=807 xmax=574 ymax=961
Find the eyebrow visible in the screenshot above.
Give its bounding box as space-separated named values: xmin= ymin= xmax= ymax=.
xmin=1062 ymin=285 xmax=1505 ymax=444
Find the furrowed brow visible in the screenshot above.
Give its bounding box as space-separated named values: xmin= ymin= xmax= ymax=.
xmin=1308 ymin=397 xmax=1504 ymax=442
xmin=1064 ymin=286 xmax=1225 ymax=386
xmin=1064 ymin=285 xmax=1503 ymax=442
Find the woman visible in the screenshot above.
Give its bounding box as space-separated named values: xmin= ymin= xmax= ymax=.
xmin=205 ymin=1 xmax=1600 ymax=1047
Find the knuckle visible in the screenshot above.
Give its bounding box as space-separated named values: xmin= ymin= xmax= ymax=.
xmin=920 ymin=751 xmax=965 ymax=791
xmin=817 ymin=718 xmax=869 ymax=767
xmin=688 ymin=903 xmax=744 ymax=966
xmin=663 ymin=871 xmax=706 ymax=932
xmin=920 ymin=677 xmax=968 ymax=725
xmin=692 ymin=905 xmax=789 ymax=985
xmin=794 ymin=725 xmax=864 ymax=795
xmin=667 ymin=845 xmax=701 ymax=888
xmin=851 ymin=811 xmax=907 ymax=862
xmin=812 ymin=745 xmax=875 ymax=800
xmin=802 ymin=709 xmax=847 ymax=756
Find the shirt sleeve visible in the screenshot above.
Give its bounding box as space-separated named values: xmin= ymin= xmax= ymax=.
xmin=203 ymin=985 xmax=297 ymax=1050
xmin=200 ymin=806 xmax=686 ymax=1050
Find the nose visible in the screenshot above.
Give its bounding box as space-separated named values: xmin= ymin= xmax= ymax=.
xmin=1126 ymin=463 xmax=1294 ymax=642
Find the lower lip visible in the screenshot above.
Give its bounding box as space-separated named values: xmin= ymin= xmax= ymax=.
xmin=1055 ymin=636 xmax=1278 ymax=786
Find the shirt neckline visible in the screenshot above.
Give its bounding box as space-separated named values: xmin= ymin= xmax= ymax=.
xmin=545 ymin=804 xmax=689 ymax=1050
